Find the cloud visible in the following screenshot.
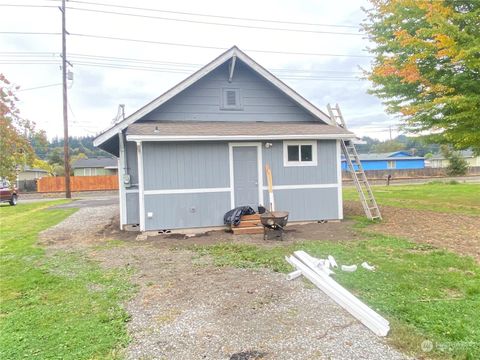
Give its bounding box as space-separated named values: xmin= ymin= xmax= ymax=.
xmin=1 ymin=0 xmax=396 ymax=139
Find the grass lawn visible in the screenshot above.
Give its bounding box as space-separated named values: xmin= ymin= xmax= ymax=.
xmin=343 ymin=182 xmax=480 ymax=216
xmin=0 ymin=202 xmax=134 ymax=360
xmin=193 ymin=183 xmax=480 ymax=359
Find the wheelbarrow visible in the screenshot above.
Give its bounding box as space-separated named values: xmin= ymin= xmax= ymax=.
xmin=260 ymin=211 xmax=289 ymax=240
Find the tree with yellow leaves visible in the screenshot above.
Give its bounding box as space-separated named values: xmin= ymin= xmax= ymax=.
xmin=363 ymin=0 xmax=480 ymax=153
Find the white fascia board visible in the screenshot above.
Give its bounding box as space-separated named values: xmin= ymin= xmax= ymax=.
xmin=94 ymin=46 xmax=336 ymax=148
xmin=126 ymin=134 xmax=355 ymax=142
xmin=289 ymin=252 xmax=389 ymax=337
xmin=234 ymin=49 xmax=332 ymax=124
xmin=93 ymin=48 xmax=237 ymax=147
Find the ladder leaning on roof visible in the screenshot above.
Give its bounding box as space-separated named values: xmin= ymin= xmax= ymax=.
xmin=327 ymin=103 xmax=382 ymax=220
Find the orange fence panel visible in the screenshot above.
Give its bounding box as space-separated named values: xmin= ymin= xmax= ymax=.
xmin=37 ymin=175 xmax=119 ymax=193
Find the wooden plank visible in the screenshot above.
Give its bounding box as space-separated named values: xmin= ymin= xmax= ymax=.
xmin=240 ymin=214 xmax=261 ymax=221
xmin=235 ymin=220 xmax=261 ymax=228
xmin=232 ymin=226 xmax=264 ymax=235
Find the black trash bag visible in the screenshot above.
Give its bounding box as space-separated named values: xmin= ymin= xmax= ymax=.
xmin=224 ymin=206 xmax=256 ymax=227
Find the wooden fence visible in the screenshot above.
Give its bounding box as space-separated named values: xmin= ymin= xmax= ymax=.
xmin=37 ymin=175 xmax=119 ymax=193
xmin=342 ymin=166 xmax=480 ymax=181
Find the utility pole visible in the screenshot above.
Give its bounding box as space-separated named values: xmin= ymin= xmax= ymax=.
xmin=389 ymin=125 xmax=392 ymax=141
xmin=61 ymin=0 xmax=71 ymax=198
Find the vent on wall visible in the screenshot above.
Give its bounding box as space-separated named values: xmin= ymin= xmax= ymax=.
xmin=226 ymin=90 xmax=237 ymax=106
xmin=221 ymin=88 xmax=242 ymax=110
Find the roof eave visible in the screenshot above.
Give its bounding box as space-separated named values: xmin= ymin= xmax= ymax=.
xmin=126 ymin=133 xmax=355 ymax=142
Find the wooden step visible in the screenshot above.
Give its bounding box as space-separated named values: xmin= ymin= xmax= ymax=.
xmin=232 ymin=226 xmax=264 ymax=235
xmin=240 ymin=214 xmax=261 ymax=221
xmin=235 ymin=219 xmax=262 ymax=228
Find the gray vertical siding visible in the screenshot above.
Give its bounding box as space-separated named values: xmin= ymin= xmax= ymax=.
xmin=142 ymin=142 xmax=230 ymax=191
xmin=263 ymin=188 xmax=339 ymax=221
xmin=130 ymin=138 xmax=341 ymax=230
xmin=144 ymin=192 xmax=231 ymax=230
xmin=125 ymin=141 xmax=138 ymax=186
xmin=126 ymin=192 xmax=139 ymax=224
xmin=142 ymin=61 xmax=318 ymax=122
xmin=262 ymin=140 xmax=338 ymax=185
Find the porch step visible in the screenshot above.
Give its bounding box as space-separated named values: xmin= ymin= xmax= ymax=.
xmin=232 ymin=226 xmax=264 ymax=235
xmin=240 ymin=214 xmax=261 ymax=221
xmin=236 ymin=219 xmax=261 ymax=228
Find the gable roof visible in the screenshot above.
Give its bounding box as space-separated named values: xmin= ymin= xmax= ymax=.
xmin=93 ymin=46 xmax=333 ymax=148
xmin=71 ymin=157 xmax=117 ymax=169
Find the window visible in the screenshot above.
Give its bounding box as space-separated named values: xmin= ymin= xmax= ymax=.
xmin=283 ymin=141 xmax=318 ymax=166
xmin=387 ymin=160 xmax=396 ymax=169
xmin=221 ymin=88 xmax=242 ymax=110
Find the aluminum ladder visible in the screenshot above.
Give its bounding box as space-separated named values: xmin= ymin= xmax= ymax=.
xmin=327 ymin=103 xmax=382 ymax=220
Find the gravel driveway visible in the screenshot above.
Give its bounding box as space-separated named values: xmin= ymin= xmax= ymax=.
xmin=41 ymin=204 xmax=408 ymax=360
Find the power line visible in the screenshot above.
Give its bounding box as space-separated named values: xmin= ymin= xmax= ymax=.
xmin=17 ymin=83 xmax=61 ymax=91
xmin=70 ymin=33 xmax=372 ymax=58
xmin=0 ymin=4 xmax=57 ymax=8
xmin=0 ymin=31 xmax=370 ymax=57
xmin=66 ymin=6 xmax=363 ymax=36
xmin=0 ymin=58 xmax=363 ymax=79
xmin=73 ymin=61 xmax=364 ymax=81
xmin=67 ymin=0 xmax=358 ymax=29
xmin=0 ymin=31 xmax=61 ymax=35
xmin=1 ymin=52 xmax=364 ymax=74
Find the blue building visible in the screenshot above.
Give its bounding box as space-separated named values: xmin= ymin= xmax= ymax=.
xmin=342 ymin=151 xmax=425 ymax=171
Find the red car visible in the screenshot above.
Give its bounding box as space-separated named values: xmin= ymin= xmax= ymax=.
xmin=0 ymin=179 xmax=18 ymax=206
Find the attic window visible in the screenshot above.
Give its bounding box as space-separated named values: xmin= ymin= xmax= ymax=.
xmin=221 ymin=88 xmax=242 ymax=110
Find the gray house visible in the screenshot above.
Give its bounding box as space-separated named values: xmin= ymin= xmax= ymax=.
xmin=94 ymin=46 xmax=354 ymax=231
xmin=71 ymin=157 xmax=118 ymax=176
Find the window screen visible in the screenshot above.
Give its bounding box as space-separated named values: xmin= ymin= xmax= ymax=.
xmin=300 ymin=145 xmax=313 ymax=161
xmin=287 ymin=145 xmax=299 ymax=162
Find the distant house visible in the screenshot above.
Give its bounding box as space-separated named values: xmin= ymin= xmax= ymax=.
xmin=427 ymin=150 xmax=480 ymax=168
xmin=71 ymin=157 xmax=118 ymax=176
xmin=17 ymin=166 xmax=49 ymax=181
xmin=342 ymin=151 xmax=425 ymax=171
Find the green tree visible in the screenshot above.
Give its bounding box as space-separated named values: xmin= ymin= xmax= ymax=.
xmin=47 ymin=148 xmax=64 ymax=166
xmin=441 ymin=145 xmax=468 ymax=176
xmin=363 ymin=0 xmax=480 ymax=153
xmin=0 ymin=74 xmax=36 ymax=184
xmin=371 ymin=140 xmax=406 ymax=153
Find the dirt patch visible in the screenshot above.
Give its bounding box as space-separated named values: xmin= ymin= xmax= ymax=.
xmin=345 ymin=201 xmax=480 ymax=262
xmin=93 ymin=245 xmax=405 ymax=360
xmin=40 ymin=204 xmax=407 ymax=360
xmin=137 ymin=220 xmax=361 ymax=250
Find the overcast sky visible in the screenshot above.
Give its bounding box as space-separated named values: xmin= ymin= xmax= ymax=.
xmin=1 ymin=0 xmax=401 ymax=140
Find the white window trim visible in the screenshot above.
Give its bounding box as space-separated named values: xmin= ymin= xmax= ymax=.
xmin=283 ymin=140 xmax=318 ymax=167
xmin=387 ymin=160 xmax=396 ymax=169
xmin=221 ymin=88 xmax=243 ymax=110
xmin=336 ymin=139 xmax=343 ymax=220
xmin=136 ymin=141 xmax=145 ymax=231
